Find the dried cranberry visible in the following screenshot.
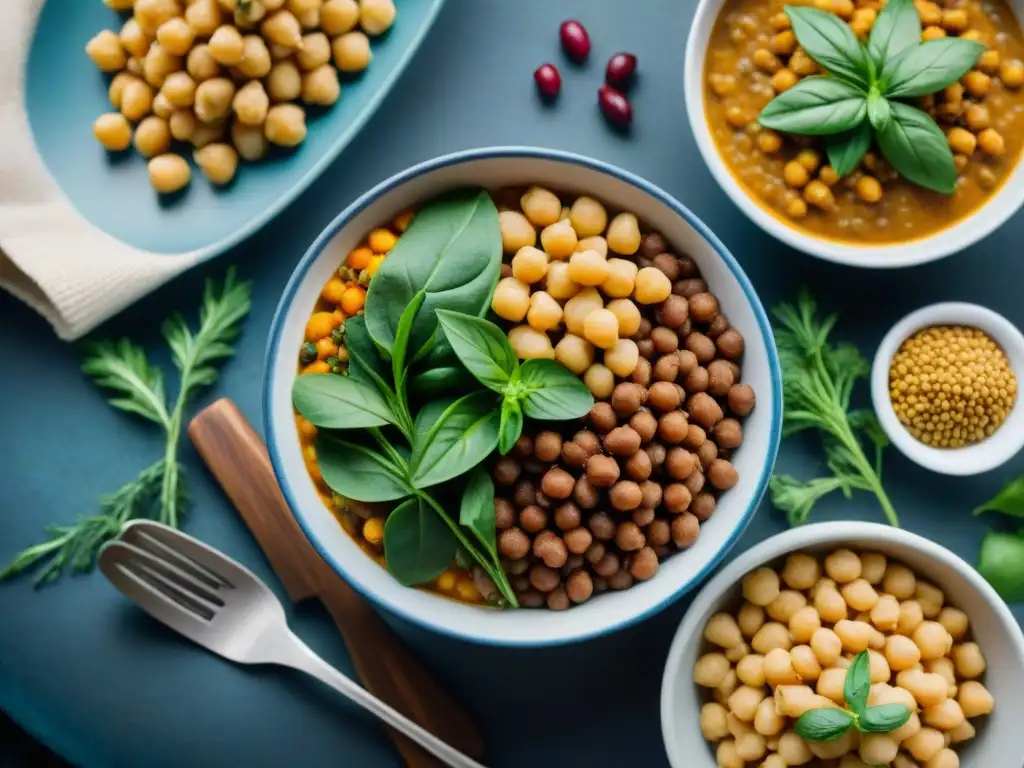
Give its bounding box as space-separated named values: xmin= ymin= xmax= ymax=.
xmin=559 ymin=19 xmax=591 ymax=63
xmin=606 ymin=52 xmax=637 ymax=89
xmin=598 ymin=85 xmax=632 ymax=127
xmin=534 ymin=63 xmax=562 ymax=99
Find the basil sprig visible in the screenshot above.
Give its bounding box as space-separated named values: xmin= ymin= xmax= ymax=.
xmin=794 ymin=651 xmax=911 ymax=741
xmin=757 ymin=0 xmax=984 ymax=194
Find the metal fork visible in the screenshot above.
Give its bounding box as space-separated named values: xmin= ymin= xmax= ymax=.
xmin=98 ymin=520 xmax=485 ymax=768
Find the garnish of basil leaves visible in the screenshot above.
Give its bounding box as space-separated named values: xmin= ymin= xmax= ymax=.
xmin=794 ymin=650 xmax=911 ymax=741
xmin=756 ymin=0 xmax=984 ymax=194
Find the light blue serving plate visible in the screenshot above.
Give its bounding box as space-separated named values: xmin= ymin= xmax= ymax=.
xmin=25 ymin=0 xmax=445 ymax=257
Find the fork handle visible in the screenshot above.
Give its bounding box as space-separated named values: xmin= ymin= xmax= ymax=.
xmin=277 ymin=632 xmax=487 ymax=768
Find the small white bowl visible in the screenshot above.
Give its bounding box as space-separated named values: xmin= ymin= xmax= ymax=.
xmin=660 ymin=522 xmax=1024 ymax=768
xmin=264 ymin=147 xmax=784 ymax=646
xmin=684 ymin=0 xmax=1024 ymax=268
xmin=870 ymin=302 xmax=1024 ymax=476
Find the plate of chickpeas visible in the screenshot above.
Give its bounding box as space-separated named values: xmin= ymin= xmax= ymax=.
xmin=661 ymin=522 xmax=1024 ymax=768
xmin=24 ymin=0 xmax=445 ymax=256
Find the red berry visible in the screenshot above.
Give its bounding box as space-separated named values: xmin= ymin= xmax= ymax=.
xmin=606 ymin=53 xmax=638 ymax=89
xmin=598 ymin=86 xmax=632 ymax=127
xmin=559 ymin=19 xmax=591 ymax=63
xmin=534 ymin=64 xmax=562 ymax=99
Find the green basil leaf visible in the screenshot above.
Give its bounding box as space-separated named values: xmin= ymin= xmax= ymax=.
xmin=973 ymin=476 xmax=1024 ymax=517
xmin=498 ymin=398 xmax=523 ymax=455
xmin=826 ymin=121 xmax=873 ymax=177
xmin=882 ymin=38 xmax=985 ymax=98
xmin=292 ymin=374 xmax=395 ymax=429
xmin=759 ymin=76 xmax=868 ymax=135
xmin=786 ymin=6 xmax=871 ymax=88
xmin=408 ymin=365 xmax=477 ymax=399
xmin=867 ymin=93 xmax=891 ymax=132
xmin=392 ymin=291 xmax=426 ymax=386
xmin=858 ymin=703 xmax=911 ymax=733
xmin=877 ymin=102 xmax=957 ymax=193
xmin=436 ymin=309 xmax=518 ymax=393
xmin=411 ymin=390 xmax=501 ymax=489
xmin=383 ymin=496 xmax=456 ymax=586
xmin=519 ymin=359 xmax=595 ymax=420
xmin=977 ymin=530 xmax=1024 ymax=602
xmin=414 ymin=396 xmax=459 ymax=441
xmin=343 ymin=316 xmax=393 ymax=394
xmin=794 ymin=707 xmax=855 ymax=741
xmin=364 ymin=189 xmax=502 ymax=359
xmin=866 ymin=0 xmax=921 ymax=70
xmin=317 ymin=436 xmax=411 ymax=502
xmin=459 ymin=468 xmax=498 ymax=558
xmin=844 ymin=651 xmax=872 ymax=714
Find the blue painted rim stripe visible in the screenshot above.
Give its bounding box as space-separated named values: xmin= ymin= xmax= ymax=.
xmin=263 ymin=146 xmax=784 ymax=647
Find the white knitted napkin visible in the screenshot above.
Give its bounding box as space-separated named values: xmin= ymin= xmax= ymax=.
xmin=0 ymin=0 xmax=205 ymax=341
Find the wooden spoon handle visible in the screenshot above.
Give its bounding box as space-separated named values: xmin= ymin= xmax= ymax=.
xmin=188 ymin=399 xmax=486 ymax=766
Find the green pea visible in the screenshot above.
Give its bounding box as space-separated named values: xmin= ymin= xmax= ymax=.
xmin=300 ymin=341 xmax=317 ymax=364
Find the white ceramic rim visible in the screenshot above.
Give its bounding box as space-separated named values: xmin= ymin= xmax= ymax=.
xmin=870 ymin=302 xmax=1024 ymax=475
xmin=683 ymin=0 xmax=1024 ymax=269
xmin=659 ymin=521 xmax=1024 ymax=768
xmin=262 ymin=147 xmax=784 ymax=646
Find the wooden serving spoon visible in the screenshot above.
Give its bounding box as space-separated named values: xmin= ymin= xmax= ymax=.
xmin=188 ymin=399 xmax=485 ymax=768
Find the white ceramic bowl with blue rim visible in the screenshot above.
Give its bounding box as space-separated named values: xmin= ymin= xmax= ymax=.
xmin=661 ymin=522 xmax=1024 ymax=767
xmin=264 ymin=147 xmax=783 ymax=646
xmin=684 ymin=0 xmax=1024 ymax=268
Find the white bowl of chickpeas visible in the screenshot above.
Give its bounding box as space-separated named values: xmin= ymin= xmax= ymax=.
xmin=265 ymin=147 xmax=783 ymax=645
xmin=661 ymin=522 xmax=1024 ymax=767
xmin=686 ymin=0 xmax=1024 ymax=268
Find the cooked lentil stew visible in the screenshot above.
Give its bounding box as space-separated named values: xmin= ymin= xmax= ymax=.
xmin=295 ymin=187 xmax=757 ymax=609
xmin=704 ymin=0 xmax=1024 ymax=243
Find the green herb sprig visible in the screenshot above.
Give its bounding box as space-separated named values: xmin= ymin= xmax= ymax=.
xmin=769 ymin=290 xmax=898 ymax=527
xmin=292 ymin=190 xmax=593 ymax=608
xmin=972 ymin=476 xmax=1024 ymax=601
xmin=795 ymin=651 xmax=910 ymax=741
xmin=1 ymin=270 xmax=252 ymax=585
xmin=758 ymin=0 xmax=983 ymax=193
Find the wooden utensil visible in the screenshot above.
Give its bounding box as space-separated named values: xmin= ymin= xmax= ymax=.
xmin=188 ymin=399 xmax=486 ymax=767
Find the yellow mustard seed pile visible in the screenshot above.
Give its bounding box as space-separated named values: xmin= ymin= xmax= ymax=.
xmin=889 ymin=325 xmax=1017 ymax=448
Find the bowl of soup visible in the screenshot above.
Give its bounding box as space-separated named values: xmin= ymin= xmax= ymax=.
xmin=264 ymin=147 xmax=783 ymax=646
xmin=685 ymin=0 xmax=1024 ymax=267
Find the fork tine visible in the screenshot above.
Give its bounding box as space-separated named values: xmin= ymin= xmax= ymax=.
xmin=123 ymin=558 xmax=218 ymax=622
xmin=126 ymin=544 xmax=227 ymax=610
xmin=122 ymin=526 xmax=232 ymax=591
xmin=118 ymin=520 xmax=259 ymax=591
xmin=99 ymin=542 xmax=215 ymax=638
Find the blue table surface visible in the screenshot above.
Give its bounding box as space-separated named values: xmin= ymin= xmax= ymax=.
xmin=2 ymin=1 xmax=1023 ymax=767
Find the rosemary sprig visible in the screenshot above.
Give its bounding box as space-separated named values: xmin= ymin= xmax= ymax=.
xmin=1 ymin=269 xmax=251 ymax=585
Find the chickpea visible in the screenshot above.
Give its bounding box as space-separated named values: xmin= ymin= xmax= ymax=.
xmin=131 ymin=115 xmax=170 ymax=157
xmin=134 ymin=0 xmax=180 ymax=35
xmin=905 ymin=727 xmax=946 ymax=762
xmin=605 ymin=338 xmax=640 ymax=377
xmin=816 ymin=666 xmax=846 ymax=703
xmin=569 ymin=196 xmax=608 ymax=237
xmin=882 ymin=632 xmax=922 ymax=671
xmin=901 ymin=670 xmax=950 ymax=709
xmin=860 ymin=733 xmax=899 ymax=765
xmin=119 ymin=19 xmax=151 ymax=61
xmin=742 ymin=567 xmax=781 ymax=607
xmin=207 ymin=25 xmax=245 ymax=66
xmin=261 ymin=103 xmax=305 ymax=146
xmin=922 ymin=25 xmax=947 ymax=41
xmin=772 ymin=68 xmax=799 ymax=92
xmin=753 ymin=47 xmax=781 ymax=73
xmin=884 ymin=563 xmax=916 ymax=600
xmin=912 ymin=621 xmax=952 ymax=661
xmin=783 ymin=161 xmax=810 ymax=188
xmin=977 ymin=127 xmax=1005 ymax=155
xmin=228 ymin=121 xmax=267 ymax=161
xmin=601 ymin=298 xmax=639 ymax=338
xmin=810 ymin=627 xmax=842 ymax=666
xmin=152 ymin=91 xmax=175 ymax=119
xmin=781 ymin=554 xmax=819 ymax=590
xmin=580 ymin=363 xmax=612 ymax=398
xmin=834 ymin=619 xmax=873 ymax=652
xmin=194 ymin=77 xmax=235 ymax=123
xmin=824 ymin=549 xmax=861 ymax=583
xmin=727 ymin=684 xmax=765 ymax=723
xmin=815 ymin=584 xmax=847 ymax=624
xmin=840 ymin=578 xmax=879 ymax=612
xmin=93 ymin=113 xmax=133 ymax=152
xmin=602 ymin=212 xmax=639 ymax=255
xmin=86 ymin=30 xmax=127 ymax=73
xmin=565 ymin=249 xmax=608 ymax=287
xmin=789 ymin=48 xmax=816 ymax=76
xmin=523 ymin=291 xmax=561 ymax=333
xmin=121 ymin=79 xmax=155 ymax=121
xmin=162 ymin=109 xmax=194 ymax=143
xmin=553 ymin=334 xmax=594 ymax=375
xmin=763 ymin=648 xmax=800 ymax=686
xmin=777 ymin=731 xmax=813 ymax=766
xmin=148 ymin=153 xmax=191 ymax=194
xmin=944 ymin=645 xmax=981 ymax=685
xmin=963 ymin=70 xmax=991 ymax=98
xmin=630 ymin=267 xmax=669 ymax=305
xmin=804 ymin=179 xmax=835 ymax=210
xmin=1001 ymin=58 xmax=1024 ymax=88
xmin=159 ymin=71 xmax=195 ymax=109
xmin=333 ymin=30 xmax=372 ymax=71
xmin=505 ymin=325 xmax=554 ymax=361
xmin=186 ymin=45 xmax=220 ymax=83
xmin=954 ymin=680 xmax=993 ymax=718
xmin=948 ymin=718 xmax=975 ymax=744
xmin=540 ymin=219 xmax=578 ymax=259
xmin=735 ymin=653 xmax=765 ymax=688
xmin=774 ymin=685 xmax=836 ymax=718
xmin=302 ymin=64 xmax=341 ymax=106
xmin=705 ymin=612 xmax=744 ymax=648
xmin=191 ymin=142 xmax=237 ymax=186
xmin=185 ymin=0 xmax=223 ymax=37
xmin=751 ymin=622 xmax=791 ymax=654
xmin=784 ymin=607 xmax=819 ymax=645
xmin=854 ymin=175 xmax=883 ymax=203
xmin=701 ymin=702 xmax=730 ymax=742
xmin=191 ymin=120 xmax=227 ymax=148
xmin=266 ymin=60 xmax=301 ymax=101
xmin=152 ymin=19 xmax=192 ymax=59
xmin=932 ymin=608 xmax=967 ymax=642
xmin=715 ymin=740 xmax=743 ymax=768
xmin=594 ymin=259 xmax=637 ymax=300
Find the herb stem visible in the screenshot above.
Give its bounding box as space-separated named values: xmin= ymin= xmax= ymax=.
xmin=416 ymin=491 xmax=519 ymax=608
